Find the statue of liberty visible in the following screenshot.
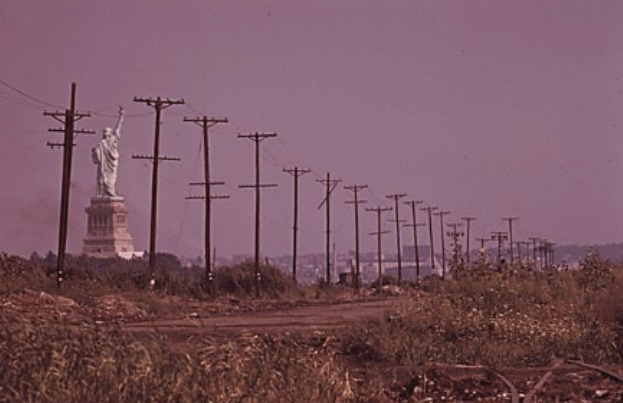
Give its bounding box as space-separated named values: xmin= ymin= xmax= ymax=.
xmin=92 ymin=106 xmax=124 ymax=197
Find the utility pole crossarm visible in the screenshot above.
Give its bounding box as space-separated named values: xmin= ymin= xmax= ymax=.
xmin=134 ymin=96 xmax=185 ymax=108
xmin=239 ymin=183 xmax=278 ymax=189
xmin=185 ymin=195 xmax=230 ymax=200
xmin=183 ymin=116 xmax=229 ymax=129
xmin=132 ymin=154 xmax=181 ymax=161
xmin=189 ymin=181 xmax=226 ymax=186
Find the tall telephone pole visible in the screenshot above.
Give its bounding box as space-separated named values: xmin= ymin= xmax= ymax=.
xmin=183 ymin=115 xmax=229 ymax=291
xmin=367 ymin=206 xmax=392 ymax=287
xmin=44 ymin=83 xmax=94 ymax=287
xmin=404 ymin=200 xmax=424 ymax=285
xmin=386 ymin=193 xmax=407 ymax=284
xmin=502 ymin=217 xmax=519 ymax=264
xmin=421 ymin=206 xmax=438 ymax=277
xmin=491 ymin=231 xmax=509 ymax=268
xmin=283 ymin=167 xmax=310 ymax=283
xmin=461 ymin=217 xmax=476 ymax=265
xmin=317 ymin=173 xmax=341 ymax=284
xmin=239 ymin=132 xmax=277 ymax=298
xmin=434 ymin=210 xmax=450 ymax=279
xmin=132 ymin=96 xmax=185 ymax=287
xmin=345 ymin=184 xmax=367 ymax=292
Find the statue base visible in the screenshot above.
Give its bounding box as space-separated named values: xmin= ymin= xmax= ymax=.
xmin=82 ymin=197 xmax=137 ymax=258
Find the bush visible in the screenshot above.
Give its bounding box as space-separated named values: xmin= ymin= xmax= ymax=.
xmin=215 ymin=260 xmax=299 ymax=299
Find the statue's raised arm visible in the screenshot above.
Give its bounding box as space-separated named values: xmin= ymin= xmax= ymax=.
xmin=114 ymin=106 xmax=125 ymax=138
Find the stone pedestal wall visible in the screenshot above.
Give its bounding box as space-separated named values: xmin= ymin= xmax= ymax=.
xmin=82 ymin=197 xmax=135 ymax=258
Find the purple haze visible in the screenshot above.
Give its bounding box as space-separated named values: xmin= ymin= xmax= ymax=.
xmin=0 ymin=1 xmax=622 ymax=261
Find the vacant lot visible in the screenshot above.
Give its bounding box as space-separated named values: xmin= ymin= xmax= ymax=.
xmin=2 ymin=251 xmax=623 ymax=401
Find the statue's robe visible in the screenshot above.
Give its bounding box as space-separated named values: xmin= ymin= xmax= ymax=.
xmin=93 ymin=135 xmax=119 ymax=197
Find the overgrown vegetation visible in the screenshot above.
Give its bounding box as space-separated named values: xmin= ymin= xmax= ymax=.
xmin=341 ymin=248 xmax=623 ymax=368
xmin=0 ymin=315 xmax=354 ymax=403
xmin=1 ymin=252 xmax=302 ymax=300
xmin=2 ymin=249 xmax=623 ymax=401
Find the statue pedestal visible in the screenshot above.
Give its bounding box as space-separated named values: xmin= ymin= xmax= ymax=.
xmin=82 ymin=197 xmax=137 ymax=258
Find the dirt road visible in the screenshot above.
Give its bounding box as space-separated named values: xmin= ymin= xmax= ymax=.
xmin=121 ymin=298 xmax=397 ymax=340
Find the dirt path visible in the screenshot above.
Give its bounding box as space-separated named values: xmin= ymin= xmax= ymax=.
xmin=121 ymin=298 xmax=397 ymax=339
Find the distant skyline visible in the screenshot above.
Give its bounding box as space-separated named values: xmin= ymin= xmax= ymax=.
xmin=1 ymin=1 xmax=622 ymax=260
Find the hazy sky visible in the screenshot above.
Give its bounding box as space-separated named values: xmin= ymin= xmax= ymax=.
xmin=1 ymin=0 xmax=622 ymax=260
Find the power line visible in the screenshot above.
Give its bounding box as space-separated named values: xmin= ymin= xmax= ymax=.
xmin=1 ymin=78 xmax=62 ymax=109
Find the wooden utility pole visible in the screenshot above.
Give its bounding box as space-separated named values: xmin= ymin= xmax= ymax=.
xmin=528 ymin=237 xmax=540 ymax=268
xmin=548 ymin=242 xmax=556 ymax=267
xmin=345 ymin=184 xmax=367 ymax=292
xmin=404 ymin=200 xmax=424 ymax=285
xmin=461 ymin=217 xmax=476 ymax=265
xmin=367 ymin=206 xmax=392 ymax=287
xmin=132 ymin=96 xmax=185 ymax=287
xmin=491 ymin=231 xmax=509 ymax=268
xmin=540 ymin=240 xmax=555 ymax=268
xmin=317 ymin=173 xmax=341 ymax=285
xmin=515 ymin=241 xmax=529 ymax=262
xmin=283 ymin=167 xmax=310 ymax=283
xmin=386 ymin=193 xmax=407 ymax=284
xmin=239 ymin=132 xmax=277 ymax=298
xmin=434 ymin=210 xmax=450 ymax=279
xmin=502 ymin=217 xmax=519 ymax=263
xmin=446 ymin=222 xmax=465 ymax=278
xmin=183 ymin=116 xmax=229 ymax=292
xmin=519 ymin=241 xmax=529 ymax=263
xmin=421 ymin=206 xmax=438 ymax=277
xmin=44 ymin=83 xmax=94 ymax=287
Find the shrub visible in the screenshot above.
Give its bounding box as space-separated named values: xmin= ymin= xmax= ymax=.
xmin=214 ymin=260 xmax=299 ymax=299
